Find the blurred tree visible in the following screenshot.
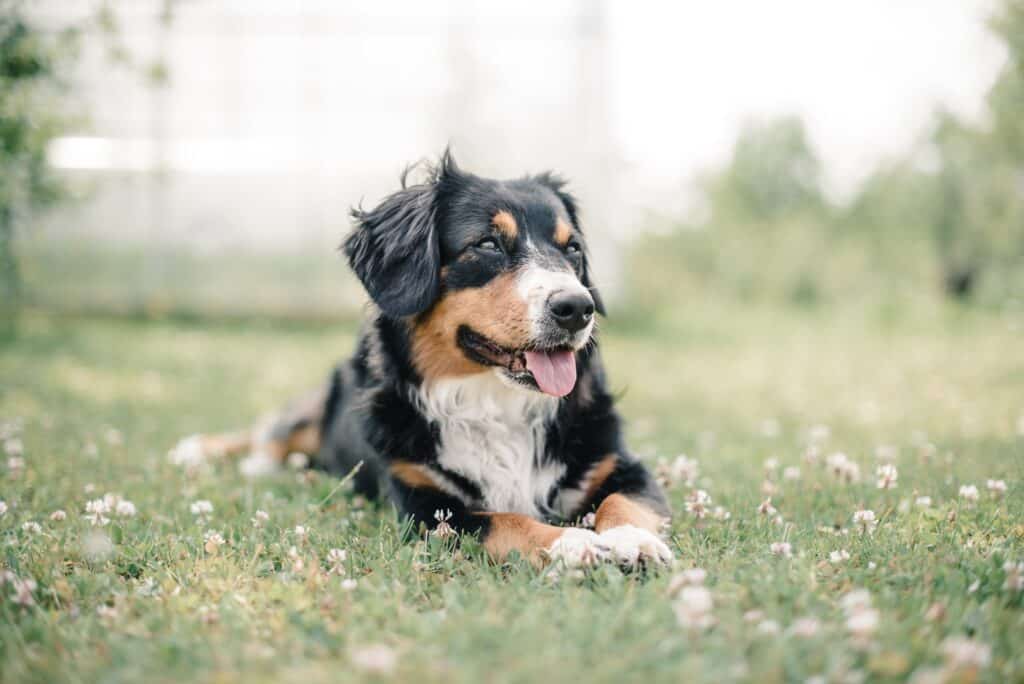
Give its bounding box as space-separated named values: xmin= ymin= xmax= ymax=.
xmin=0 ymin=1 xmax=80 ymax=338
xmin=704 ymin=116 xmax=825 ymax=223
xmin=844 ymin=0 xmax=1024 ymax=301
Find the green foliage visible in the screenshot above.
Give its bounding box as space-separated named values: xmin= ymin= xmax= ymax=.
xmin=704 ymin=116 xmax=825 ymax=224
xmin=845 ymin=0 xmax=1024 ymax=300
xmin=629 ymin=0 xmax=1024 ymax=310
xmin=0 ymin=2 xmax=80 ymax=335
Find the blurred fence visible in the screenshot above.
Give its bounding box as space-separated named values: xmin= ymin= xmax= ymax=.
xmin=28 ymin=0 xmax=623 ymax=319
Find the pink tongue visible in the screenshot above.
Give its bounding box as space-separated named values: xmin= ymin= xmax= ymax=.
xmin=524 ymin=350 xmax=577 ymax=397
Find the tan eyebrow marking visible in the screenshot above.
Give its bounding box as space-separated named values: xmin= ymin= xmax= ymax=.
xmin=492 ymin=210 xmax=518 ymax=240
xmin=554 ymin=218 xmax=573 ymax=246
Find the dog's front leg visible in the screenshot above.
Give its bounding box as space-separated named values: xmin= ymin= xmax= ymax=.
xmin=576 ymin=455 xmax=674 ymax=567
xmin=472 ymin=512 xmax=607 ymax=568
xmin=390 ymin=461 xmax=606 ymax=567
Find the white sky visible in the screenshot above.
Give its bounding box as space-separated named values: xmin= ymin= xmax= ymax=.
xmin=606 ymin=0 xmax=1006 ymax=199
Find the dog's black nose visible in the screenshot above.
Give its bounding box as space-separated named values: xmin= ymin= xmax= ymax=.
xmin=548 ymin=291 xmax=595 ymax=333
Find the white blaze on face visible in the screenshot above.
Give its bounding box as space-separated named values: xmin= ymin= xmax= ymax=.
xmin=516 ymin=264 xmax=595 ymax=348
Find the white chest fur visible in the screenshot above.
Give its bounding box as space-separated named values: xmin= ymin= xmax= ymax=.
xmin=415 ymin=371 xmax=563 ymax=518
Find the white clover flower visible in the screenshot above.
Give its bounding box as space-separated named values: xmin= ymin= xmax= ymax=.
xmin=431 ymin=509 xmax=456 ymax=539
xmin=115 ymin=500 xmax=136 ymax=517
xmin=327 ymin=548 xmax=348 ymax=575
xmin=341 ymin=578 xmax=358 ymax=591
xmin=667 ymin=568 xmax=707 ymax=596
xmin=84 ymin=498 xmax=111 ymax=526
xmin=763 ymin=458 xmax=779 ymax=473
xmin=876 ymin=464 xmax=898 ymax=490
xmin=21 ymin=521 xmax=41 ymax=535
xmin=829 ymin=549 xmax=851 ymax=565
xmin=288 ymin=546 xmax=305 ymax=573
xmin=190 ymin=500 xmax=214 ymax=516
xmin=294 ymin=525 xmax=308 ymax=540
xmin=579 ymin=512 xmax=596 ymax=528
xmin=915 ymin=496 xmax=932 ymax=508
xmin=986 ymin=479 xmax=1007 ymax=498
xmin=3 ymin=438 xmax=23 ymax=456
xmin=198 ymin=604 xmax=220 ymax=625
xmin=758 ymin=498 xmax=777 ymax=517
xmin=712 ymin=506 xmax=731 ymax=521
xmin=49 ymin=510 xmax=66 ymax=521
xmin=827 ymin=452 xmax=861 ymax=483
xmin=349 ymin=643 xmax=397 ymax=675
xmin=10 ymin=577 xmax=37 ymax=607
xmin=1003 ymin=561 xmax=1023 ymax=592
xmin=783 ymin=466 xmax=801 ymax=481
xmin=852 ymin=509 xmax=877 ymax=534
xmin=756 ymin=619 xmax=781 ymax=635
xmin=958 ymin=484 xmax=979 ymax=503
xmin=0 ymin=500 xmax=7 ymax=517
xmin=941 ymin=636 xmax=991 ymax=670
xmin=770 ymin=542 xmax=793 ymax=558
xmin=845 ymin=608 xmax=879 ymax=641
xmin=685 ymin=490 xmax=712 ymax=519
xmin=672 ymin=585 xmax=715 ymax=630
xmin=251 ymin=510 xmax=269 ymax=527
xmin=743 ymin=610 xmax=765 ymax=624
xmin=656 ymin=455 xmax=699 ymax=488
xmin=840 ymin=588 xmax=877 ymax=643
xmin=203 ymin=530 xmax=225 ymax=553
xmin=789 ymin=617 xmax=821 ymax=638
xmin=840 ymin=589 xmax=873 ymax=614
xmin=7 ymin=456 xmax=25 ymax=472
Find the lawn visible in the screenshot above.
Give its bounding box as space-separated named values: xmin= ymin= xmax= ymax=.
xmin=1 ymin=302 xmax=1022 ymax=683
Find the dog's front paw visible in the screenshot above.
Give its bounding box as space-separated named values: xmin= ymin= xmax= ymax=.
xmin=597 ymin=525 xmax=673 ymax=568
xmin=545 ymin=528 xmax=609 ymax=568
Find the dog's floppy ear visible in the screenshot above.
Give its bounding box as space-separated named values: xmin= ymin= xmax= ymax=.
xmin=344 ymin=163 xmax=446 ymax=318
xmin=536 ymin=172 xmax=606 ymax=316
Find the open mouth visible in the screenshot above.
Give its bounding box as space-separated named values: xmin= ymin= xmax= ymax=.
xmin=456 ymin=326 xmax=578 ymax=397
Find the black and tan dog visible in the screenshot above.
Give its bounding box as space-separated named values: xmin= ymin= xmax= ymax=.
xmin=172 ymin=152 xmax=672 ymax=568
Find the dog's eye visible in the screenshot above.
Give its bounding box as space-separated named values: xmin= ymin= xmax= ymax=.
xmin=475 ymin=238 xmax=501 ymax=252
xmin=566 ymin=241 xmax=582 ymax=255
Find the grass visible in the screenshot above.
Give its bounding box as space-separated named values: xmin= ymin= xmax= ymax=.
xmin=1 ymin=301 xmax=1022 ymax=684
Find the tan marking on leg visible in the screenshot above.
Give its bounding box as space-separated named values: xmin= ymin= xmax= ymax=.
xmin=474 ymin=512 xmax=565 ymax=566
xmin=554 ymin=218 xmax=573 ymax=246
xmin=389 ymin=461 xmax=441 ymax=489
xmin=583 ymin=454 xmax=618 ymax=501
xmin=411 ymin=271 xmax=531 ymax=381
xmin=196 ymin=431 xmax=253 ymax=458
xmin=286 ymin=424 xmax=320 ymax=455
xmin=492 ymin=210 xmax=518 ymax=240
xmin=594 ymin=493 xmax=666 ymax=534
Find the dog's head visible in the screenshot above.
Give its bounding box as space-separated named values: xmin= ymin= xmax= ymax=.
xmin=344 ymin=151 xmax=604 ymax=397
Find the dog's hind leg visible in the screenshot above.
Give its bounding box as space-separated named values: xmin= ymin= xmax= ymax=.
xmin=169 ymin=383 xmax=327 ymax=477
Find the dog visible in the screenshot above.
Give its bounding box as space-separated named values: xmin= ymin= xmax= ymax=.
xmin=172 ymin=152 xmax=672 ymax=568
